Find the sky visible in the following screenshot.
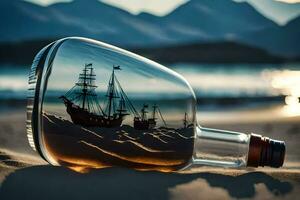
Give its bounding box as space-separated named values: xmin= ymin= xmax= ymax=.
xmin=25 ymin=0 xmax=300 ymax=6
xmin=25 ymin=0 xmax=300 ymax=22
xmin=25 ymin=0 xmax=188 ymax=15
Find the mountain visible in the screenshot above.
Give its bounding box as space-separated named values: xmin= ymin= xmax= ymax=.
xmin=0 ymin=0 xmax=86 ymax=42
xmin=243 ymin=16 xmax=300 ymax=56
xmin=0 ymin=0 xmax=278 ymax=44
xmin=47 ymin=0 xmax=169 ymax=46
xmin=246 ymin=0 xmax=300 ymax=24
xmin=0 ymin=39 xmax=289 ymax=65
xmin=0 ymin=0 xmax=164 ymax=46
xmin=0 ymin=0 xmax=299 ymax=56
xmin=155 ymin=0 xmax=277 ymax=42
xmin=132 ymin=41 xmax=286 ymax=64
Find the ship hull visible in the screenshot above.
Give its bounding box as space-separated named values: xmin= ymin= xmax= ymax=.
xmin=134 ymin=118 xmax=157 ymax=130
xmin=64 ymin=101 xmax=123 ymax=128
xmin=134 ymin=118 xmax=149 ymax=130
xmin=148 ymin=118 xmax=156 ymax=129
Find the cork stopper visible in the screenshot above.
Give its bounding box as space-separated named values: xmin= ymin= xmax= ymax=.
xmin=247 ymin=134 xmax=285 ymax=168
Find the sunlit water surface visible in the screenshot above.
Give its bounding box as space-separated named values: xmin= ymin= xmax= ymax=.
xmin=1 ymin=63 xmax=300 ymax=121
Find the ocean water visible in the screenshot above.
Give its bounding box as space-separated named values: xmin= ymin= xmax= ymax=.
xmin=0 ymin=65 xmax=29 ymax=100
xmin=169 ymin=63 xmax=300 ymax=98
xmin=1 ymin=62 xmax=300 ymax=109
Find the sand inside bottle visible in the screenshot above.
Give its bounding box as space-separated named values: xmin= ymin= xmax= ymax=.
xmin=42 ymin=113 xmax=195 ymax=172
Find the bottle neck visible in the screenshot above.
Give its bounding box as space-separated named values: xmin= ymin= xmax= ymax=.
xmin=192 ymin=126 xmax=285 ymax=168
xmin=193 ymin=126 xmax=250 ymax=168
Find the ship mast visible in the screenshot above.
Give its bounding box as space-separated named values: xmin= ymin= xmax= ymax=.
xmin=183 ymin=112 xmax=188 ymax=128
xmin=107 ymin=68 xmax=115 ymax=118
xmin=75 ymin=63 xmax=97 ymax=110
xmin=141 ymin=104 xmax=148 ymax=121
xmin=152 ymin=104 xmax=157 ymax=119
xmin=104 ymin=65 xmax=141 ymax=120
xmin=114 ymin=72 xmax=140 ymax=118
xmin=106 ymin=65 xmax=122 ymax=118
xmin=60 ymin=63 xmax=105 ymax=117
xmin=81 ymin=64 xmax=88 ymax=109
xmin=117 ymin=96 xmax=127 ymax=116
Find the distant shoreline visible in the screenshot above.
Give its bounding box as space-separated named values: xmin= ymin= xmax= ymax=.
xmin=0 ymin=39 xmax=299 ymax=66
xmin=131 ymin=41 xmax=299 ymax=64
xmin=0 ymin=94 xmax=286 ymax=112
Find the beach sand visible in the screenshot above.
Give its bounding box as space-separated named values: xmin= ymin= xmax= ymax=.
xmin=0 ymin=107 xmax=299 ymax=200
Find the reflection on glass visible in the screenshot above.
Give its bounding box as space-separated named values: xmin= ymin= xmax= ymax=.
xmin=27 ymin=37 xmax=285 ymax=172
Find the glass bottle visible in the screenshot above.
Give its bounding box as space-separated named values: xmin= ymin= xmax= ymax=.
xmin=27 ymin=37 xmax=285 ymax=172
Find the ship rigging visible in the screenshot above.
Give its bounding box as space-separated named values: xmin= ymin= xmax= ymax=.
xmin=60 ymin=63 xmax=165 ymax=129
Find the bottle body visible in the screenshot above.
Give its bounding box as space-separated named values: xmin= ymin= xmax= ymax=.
xmin=27 ymin=37 xmax=197 ymax=172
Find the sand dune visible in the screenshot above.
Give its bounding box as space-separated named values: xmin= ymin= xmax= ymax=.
xmin=42 ymin=113 xmax=194 ymax=171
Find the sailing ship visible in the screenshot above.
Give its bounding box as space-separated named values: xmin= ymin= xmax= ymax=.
xmin=134 ymin=104 xmax=166 ymax=130
xmin=60 ymin=63 xmax=136 ymax=128
xmin=60 ymin=63 xmax=165 ymax=129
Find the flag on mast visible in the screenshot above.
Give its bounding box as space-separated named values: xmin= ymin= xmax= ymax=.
xmin=114 ymin=65 xmax=121 ymax=70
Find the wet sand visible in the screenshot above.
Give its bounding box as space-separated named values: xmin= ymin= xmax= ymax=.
xmin=0 ymin=108 xmax=300 ymax=199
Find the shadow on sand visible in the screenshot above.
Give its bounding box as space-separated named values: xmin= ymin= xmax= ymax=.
xmin=0 ymin=165 xmax=293 ymax=200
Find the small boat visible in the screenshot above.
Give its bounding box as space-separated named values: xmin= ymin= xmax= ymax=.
xmin=134 ymin=104 xmax=150 ymax=130
xmin=134 ymin=104 xmax=166 ymax=130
